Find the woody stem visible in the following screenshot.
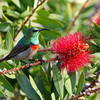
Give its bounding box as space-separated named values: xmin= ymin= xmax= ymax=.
xmin=0 ymin=57 xmax=58 ymax=75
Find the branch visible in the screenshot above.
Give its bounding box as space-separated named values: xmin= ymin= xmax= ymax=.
xmin=38 ymin=48 xmax=52 ymax=52
xmin=68 ymin=88 xmax=100 ymax=100
xmin=68 ymin=71 xmax=100 ymax=100
xmin=80 ymin=71 xmax=100 ymax=93
xmin=14 ymin=0 xmax=46 ymax=40
xmin=0 ymin=57 xmax=58 ymax=75
xmin=66 ymin=0 xmax=90 ymax=32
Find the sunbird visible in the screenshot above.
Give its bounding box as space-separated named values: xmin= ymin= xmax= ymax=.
xmin=0 ymin=27 xmax=48 ymax=62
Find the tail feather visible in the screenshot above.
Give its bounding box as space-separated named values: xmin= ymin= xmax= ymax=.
xmin=0 ymin=58 xmax=6 ymax=63
xmin=0 ymin=56 xmax=10 ymax=63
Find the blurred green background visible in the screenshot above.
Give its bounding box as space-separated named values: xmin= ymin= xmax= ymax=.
xmin=0 ymin=0 xmax=100 ymax=100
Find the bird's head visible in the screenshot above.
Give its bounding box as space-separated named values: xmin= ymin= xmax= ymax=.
xmin=27 ymin=27 xmax=49 ymax=33
xmin=24 ymin=27 xmax=49 ymax=35
xmin=24 ymin=27 xmax=49 ymax=45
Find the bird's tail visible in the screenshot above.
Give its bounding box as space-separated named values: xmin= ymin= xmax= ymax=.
xmin=0 ymin=56 xmax=9 ymax=63
xmin=0 ymin=58 xmax=6 ymax=63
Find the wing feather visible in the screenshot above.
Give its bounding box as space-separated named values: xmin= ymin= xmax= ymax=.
xmin=0 ymin=44 xmax=29 ymax=61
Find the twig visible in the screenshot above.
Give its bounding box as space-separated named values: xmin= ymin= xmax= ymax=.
xmin=0 ymin=57 xmax=58 ymax=75
xmin=38 ymin=48 xmax=52 ymax=52
xmin=68 ymin=88 xmax=100 ymax=100
xmin=66 ymin=0 xmax=90 ymax=32
xmin=14 ymin=0 xmax=46 ymax=40
xmin=81 ymin=71 xmax=100 ymax=92
xmin=68 ymin=71 xmax=100 ymax=100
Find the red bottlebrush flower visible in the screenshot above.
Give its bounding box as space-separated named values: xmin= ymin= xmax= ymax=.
xmin=51 ymin=32 xmax=91 ymax=72
xmin=91 ymin=13 xmax=100 ymax=26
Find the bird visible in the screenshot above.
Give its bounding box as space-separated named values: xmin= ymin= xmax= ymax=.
xmin=0 ymin=27 xmax=48 ymax=62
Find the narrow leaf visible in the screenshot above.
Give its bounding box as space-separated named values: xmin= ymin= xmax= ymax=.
xmin=76 ymin=72 xmax=85 ymax=94
xmin=29 ymin=75 xmax=44 ymax=100
xmin=63 ymin=70 xmax=72 ymax=97
xmin=70 ymin=72 xmax=77 ymax=92
xmin=16 ymin=72 xmax=41 ymax=100
xmin=51 ymin=93 xmax=56 ymax=100
xmin=0 ymin=76 xmax=14 ymax=92
xmin=53 ymin=65 xmax=64 ymax=99
xmin=0 ymin=23 xmax=10 ymax=32
xmin=5 ymin=31 xmax=14 ymax=50
xmin=11 ymin=0 xmax=21 ymax=8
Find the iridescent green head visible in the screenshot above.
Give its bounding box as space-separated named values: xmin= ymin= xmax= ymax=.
xmin=19 ymin=27 xmax=49 ymax=45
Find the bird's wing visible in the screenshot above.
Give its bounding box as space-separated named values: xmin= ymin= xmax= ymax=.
xmin=0 ymin=44 xmax=29 ymax=61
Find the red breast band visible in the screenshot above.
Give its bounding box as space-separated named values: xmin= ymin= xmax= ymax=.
xmin=30 ymin=45 xmax=39 ymax=50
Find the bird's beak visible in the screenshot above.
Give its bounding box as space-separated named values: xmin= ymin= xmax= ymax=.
xmin=32 ymin=28 xmax=49 ymax=32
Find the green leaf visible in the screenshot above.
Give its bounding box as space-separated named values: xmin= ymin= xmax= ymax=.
xmin=29 ymin=64 xmax=51 ymax=99
xmin=94 ymin=39 xmax=100 ymax=46
xmin=0 ymin=85 xmax=14 ymax=98
xmin=11 ymin=0 xmax=21 ymax=8
xmin=94 ymin=25 xmax=100 ymax=33
xmin=34 ymin=16 xmax=64 ymax=29
xmin=63 ymin=70 xmax=72 ymax=97
xmin=20 ymin=0 xmax=33 ymax=8
xmin=29 ymin=75 xmax=44 ymax=100
xmin=0 ymin=48 xmax=8 ymax=56
xmin=92 ymin=53 xmax=100 ymax=61
xmin=20 ymin=7 xmax=31 ymax=18
xmin=6 ymin=10 xmax=20 ymax=18
xmin=37 ymin=10 xmax=49 ymax=18
xmin=83 ymin=5 xmax=94 ymax=13
xmin=85 ymin=93 xmax=100 ymax=100
xmin=70 ymin=72 xmax=77 ymax=92
xmin=5 ymin=74 xmax=16 ymax=79
xmin=53 ymin=64 xmax=64 ymax=99
xmin=41 ymin=30 xmax=61 ymax=41
xmin=3 ymin=89 xmax=14 ymax=98
xmin=0 ymin=7 xmax=3 ymax=18
xmin=90 ymin=93 xmax=100 ymax=100
xmin=16 ymin=72 xmax=41 ymax=100
xmin=0 ymin=75 xmax=14 ymax=92
xmin=39 ymin=34 xmax=46 ymax=46
xmin=33 ymin=66 xmax=51 ymax=100
xmin=0 ymin=23 xmax=10 ymax=32
xmin=0 ymin=62 xmax=14 ymax=69
xmin=51 ymin=93 xmax=56 ymax=100
xmin=33 ymin=0 xmax=39 ymax=8
xmin=5 ymin=31 xmax=14 ymax=50
xmin=0 ymin=91 xmax=4 ymax=97
xmin=76 ymin=72 xmax=85 ymax=94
